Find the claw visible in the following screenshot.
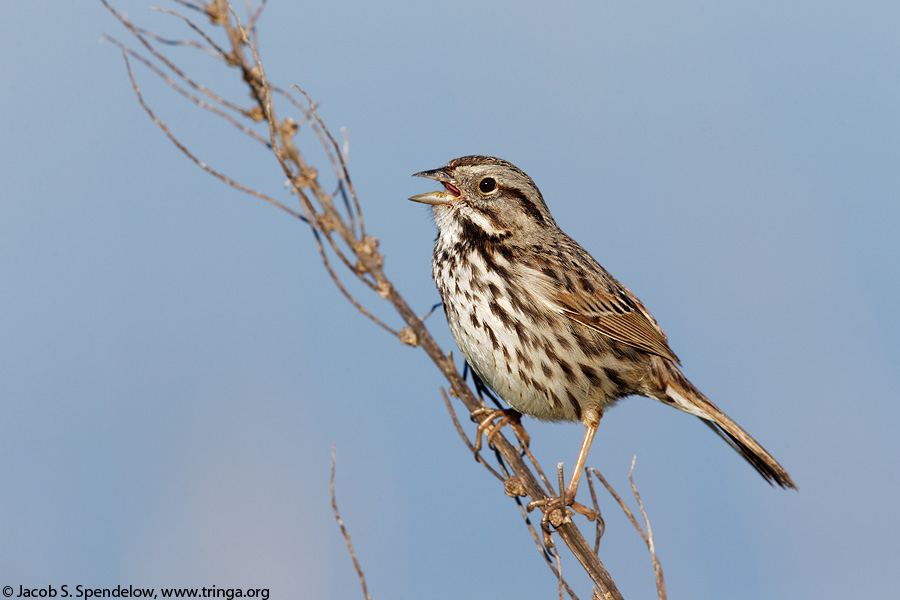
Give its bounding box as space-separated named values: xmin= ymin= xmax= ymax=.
xmin=528 ymin=494 xmax=598 ymax=526
xmin=471 ymin=407 xmax=530 ymax=451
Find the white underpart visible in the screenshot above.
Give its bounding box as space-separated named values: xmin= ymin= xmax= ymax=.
xmin=432 ymin=204 xmax=618 ymax=423
xmin=664 ymin=384 xmax=710 ymax=419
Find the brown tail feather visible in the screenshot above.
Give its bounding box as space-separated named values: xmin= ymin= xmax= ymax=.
xmin=700 ymin=418 xmax=796 ymax=489
xmin=663 ymin=371 xmax=796 ymax=489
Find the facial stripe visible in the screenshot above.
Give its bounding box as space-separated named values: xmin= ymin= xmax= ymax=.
xmin=500 ymin=184 xmax=546 ymax=227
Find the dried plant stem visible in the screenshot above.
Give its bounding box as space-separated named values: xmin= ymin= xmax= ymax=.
xmin=120 ymin=51 xmax=306 ymax=222
xmin=331 ymin=444 xmax=372 ymax=600
xmin=589 ymin=461 xmax=666 ymax=600
xmin=627 ymin=459 xmax=665 ymax=600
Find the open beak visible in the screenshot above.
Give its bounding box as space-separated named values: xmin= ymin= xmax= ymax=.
xmin=409 ymin=167 xmax=462 ymax=206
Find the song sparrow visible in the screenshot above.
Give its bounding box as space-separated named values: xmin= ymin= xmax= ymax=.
xmin=410 ymin=155 xmax=795 ymax=507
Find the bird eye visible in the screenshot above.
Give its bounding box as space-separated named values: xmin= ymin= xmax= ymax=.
xmin=479 ymin=177 xmax=497 ymax=194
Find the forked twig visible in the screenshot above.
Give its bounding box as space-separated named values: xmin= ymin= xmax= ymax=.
xmin=105 ymin=35 xmax=270 ymax=146
xmin=101 ymin=0 xmax=247 ymax=114
xmin=589 ymin=459 xmax=666 ymax=600
xmin=149 ymin=7 xmax=231 ymax=57
xmin=121 ymin=51 xmax=307 ymax=222
xmin=292 ymin=86 xmax=365 ymax=239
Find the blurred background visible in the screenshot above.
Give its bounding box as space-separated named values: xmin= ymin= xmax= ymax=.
xmin=2 ymin=1 xmax=898 ymax=598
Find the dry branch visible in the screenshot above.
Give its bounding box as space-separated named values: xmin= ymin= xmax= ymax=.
xmin=331 ymin=444 xmax=372 ymax=600
xmin=98 ymin=2 xmax=671 ymax=598
xmin=589 ymin=462 xmax=666 ymax=600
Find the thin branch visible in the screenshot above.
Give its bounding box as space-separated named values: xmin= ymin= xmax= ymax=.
xmin=556 ymin=544 xmax=565 ymax=600
xmin=131 ymin=26 xmax=222 ymax=58
xmin=589 ymin=468 xmax=646 ymax=546
xmin=294 ymin=87 xmax=365 ymax=239
xmin=309 ymin=227 xmax=399 ymax=337
xmin=589 ymin=462 xmax=666 ymax=600
xmin=280 ymin=127 xmax=375 ymax=290
xmin=248 ymin=0 xmax=267 ymax=29
xmin=105 ymin=35 xmax=270 ymax=147
xmin=331 ymin=443 xmax=373 ymax=600
xmin=522 ymin=437 xmax=558 ymax=495
xmin=171 ymin=0 xmax=204 ymax=12
xmin=440 ymin=388 xmax=504 ymax=481
xmin=585 ymin=472 xmax=606 ymax=555
xmin=218 ymin=3 xmax=378 ymax=295
xmin=149 ymin=7 xmax=231 ymax=58
xmin=513 ymin=496 xmax=579 ymax=600
xmin=271 ymin=84 xmax=317 ymax=115
xmin=286 ymin=89 xmax=357 ymax=237
xmin=628 ymin=458 xmax=665 ymax=600
xmin=120 ymin=51 xmax=307 ymax=223
xmin=101 ymin=0 xmax=248 ymax=115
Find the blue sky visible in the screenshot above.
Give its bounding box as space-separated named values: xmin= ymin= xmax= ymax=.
xmin=2 ymin=1 xmax=898 ymax=598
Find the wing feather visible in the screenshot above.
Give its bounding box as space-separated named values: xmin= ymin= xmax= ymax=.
xmin=556 ymin=288 xmax=680 ymax=363
xmin=521 ymin=256 xmax=680 ymax=364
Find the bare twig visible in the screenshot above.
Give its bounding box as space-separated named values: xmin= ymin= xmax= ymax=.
xmin=589 ymin=468 xmax=644 ymax=545
xmin=171 ymin=0 xmax=204 ymax=12
xmin=556 ymin=544 xmax=565 ymax=600
xmin=585 ymin=471 xmax=606 ymax=555
xmin=589 ymin=460 xmax=666 ymax=600
xmin=214 ymin=1 xmax=378 ymax=294
xmin=628 ymin=458 xmax=665 ymax=600
xmin=293 ymin=87 xmax=365 ymax=239
xmin=247 ymin=0 xmax=266 ymax=28
xmin=308 ymin=227 xmax=399 ymax=336
xmin=440 ymin=388 xmax=504 ymax=481
xmin=120 ymin=51 xmax=307 ymax=222
xmin=149 ymin=7 xmax=231 ymax=58
xmin=131 ymin=25 xmax=222 ymax=58
xmin=522 ymin=436 xmax=558 ymax=494
xmin=331 ymin=444 xmax=373 ymax=600
xmin=105 ymin=35 xmax=270 ymax=146
xmin=101 ymin=0 xmax=248 ymax=115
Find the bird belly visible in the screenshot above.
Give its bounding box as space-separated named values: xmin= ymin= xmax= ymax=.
xmin=437 ymin=253 xmax=618 ymax=424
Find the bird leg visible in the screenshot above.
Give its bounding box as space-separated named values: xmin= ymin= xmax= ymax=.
xmin=565 ymin=420 xmax=598 ymax=504
xmin=527 ymin=421 xmax=600 ymax=524
xmin=470 ymin=407 xmax=530 ymax=452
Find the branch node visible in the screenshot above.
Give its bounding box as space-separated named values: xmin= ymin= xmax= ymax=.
xmin=247 ymin=104 xmax=265 ymax=122
xmin=281 ymin=117 xmax=299 ymax=138
xmin=353 ymin=235 xmax=382 ymax=269
xmin=504 ymin=476 xmax=527 ymax=498
xmin=204 ymin=0 xmax=228 ymax=25
xmin=291 ymin=168 xmax=317 ymax=189
xmin=316 ymin=211 xmax=339 ymax=233
xmin=224 ymin=50 xmax=240 ymax=66
xmin=376 ymin=279 xmax=392 ymax=300
xmin=398 ymin=325 xmax=419 ymax=347
xmin=243 ymin=64 xmax=264 ymax=88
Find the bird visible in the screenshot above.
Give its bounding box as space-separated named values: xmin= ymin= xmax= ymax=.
xmin=409 ymin=155 xmax=795 ymax=510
